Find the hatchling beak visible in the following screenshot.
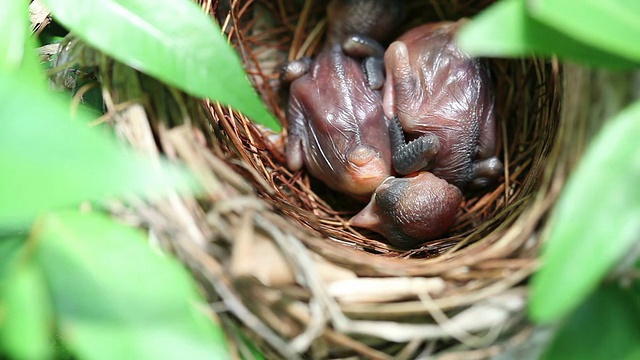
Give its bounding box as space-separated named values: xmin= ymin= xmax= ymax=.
xmin=349 ymin=199 xmax=382 ymax=232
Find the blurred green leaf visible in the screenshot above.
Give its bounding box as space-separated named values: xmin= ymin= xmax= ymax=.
xmin=42 ymin=0 xmax=281 ymax=131
xmin=530 ymin=100 xmax=640 ymax=322
xmin=542 ymin=284 xmax=640 ymax=360
xmin=0 ymin=71 xmax=196 ymax=229
xmin=0 ymin=238 xmax=53 ymax=360
xmin=35 ymin=211 xmax=230 ymax=360
xmin=0 ymin=0 xmax=45 ymax=83
xmin=0 ymin=0 xmax=29 ymax=71
xmin=457 ymin=0 xmax=639 ymax=69
xmin=529 ymin=0 xmax=640 ymax=63
xmin=0 ymin=237 xmax=23 ymax=276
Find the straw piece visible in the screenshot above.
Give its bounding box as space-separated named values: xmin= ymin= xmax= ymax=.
xmin=340 ymin=293 xmax=525 ymax=342
xmin=327 ymin=277 xmax=446 ymax=304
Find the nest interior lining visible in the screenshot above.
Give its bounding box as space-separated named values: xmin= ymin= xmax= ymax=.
xmin=213 ymin=0 xmax=560 ymax=260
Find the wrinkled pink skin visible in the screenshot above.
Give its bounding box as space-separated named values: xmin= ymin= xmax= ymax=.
xmin=350 ymin=172 xmax=463 ymax=249
xmin=286 ymin=44 xmax=392 ymax=201
xmin=350 ymin=20 xmax=501 ymax=248
xmin=383 ymin=20 xmax=498 ymax=188
xmin=283 ymin=0 xmax=403 ymax=201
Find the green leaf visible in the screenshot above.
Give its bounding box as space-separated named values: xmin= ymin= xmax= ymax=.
xmin=529 ymin=0 xmax=640 ymax=63
xmin=529 ymin=100 xmax=640 ymax=322
xmin=0 ymin=0 xmax=45 ymax=83
xmin=35 ymin=211 xmax=230 ymax=360
xmin=0 ymin=237 xmax=23 ymax=276
xmin=0 ymin=0 xmax=29 ymax=71
xmin=42 ymin=0 xmax=281 ymax=131
xmin=0 ymin=238 xmax=54 ymax=360
xmin=0 ymin=71 xmax=195 ymax=229
xmin=456 ymin=0 xmax=640 ymax=69
xmin=542 ymin=284 xmax=640 ymax=360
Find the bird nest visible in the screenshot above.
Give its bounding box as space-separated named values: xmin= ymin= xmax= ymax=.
xmin=65 ymin=0 xmax=583 ymax=358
